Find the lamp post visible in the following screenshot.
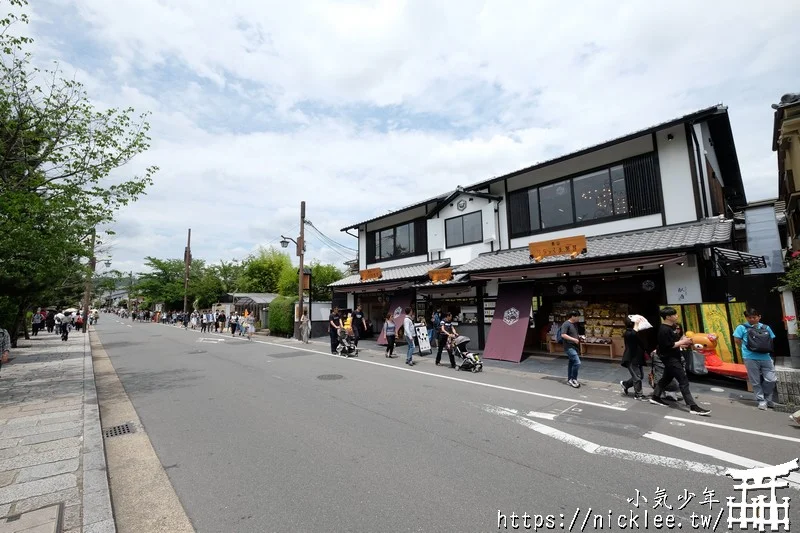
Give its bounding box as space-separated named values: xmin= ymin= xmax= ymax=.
xmin=280 ymin=200 xmax=306 ymax=341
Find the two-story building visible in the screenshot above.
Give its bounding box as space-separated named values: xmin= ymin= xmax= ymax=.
xmin=774 ymin=93 xmax=800 ymax=251
xmin=331 ymin=105 xmax=770 ymax=364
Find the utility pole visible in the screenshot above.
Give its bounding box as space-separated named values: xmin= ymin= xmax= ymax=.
xmin=82 ymin=229 xmax=97 ymax=333
xmin=183 ymin=228 xmax=192 ymax=314
xmin=297 ymin=201 xmax=305 ymax=341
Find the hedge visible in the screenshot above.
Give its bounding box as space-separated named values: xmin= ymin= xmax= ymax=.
xmin=268 ymin=296 xmax=297 ymax=336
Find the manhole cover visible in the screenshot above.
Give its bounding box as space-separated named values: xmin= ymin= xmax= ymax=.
xmin=103 ymin=423 xmax=134 ymax=438
xmin=317 ymin=374 xmax=344 ymax=380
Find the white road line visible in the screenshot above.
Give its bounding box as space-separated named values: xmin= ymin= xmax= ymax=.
xmin=525 ymin=411 xmax=557 ymax=420
xmin=126 ymin=325 xmax=132 ymax=328
xmin=664 ymin=415 xmax=800 ymax=444
xmin=643 ymin=431 xmax=800 ymax=490
xmin=249 ymin=338 xmax=627 ymax=411
xmin=483 ymin=405 xmax=728 ymax=476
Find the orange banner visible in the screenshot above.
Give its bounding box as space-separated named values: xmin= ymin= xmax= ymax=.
xmin=360 ymin=268 xmax=382 ymax=281
xmin=529 ymin=235 xmax=587 ymax=260
xmin=428 ymin=268 xmax=453 ymax=283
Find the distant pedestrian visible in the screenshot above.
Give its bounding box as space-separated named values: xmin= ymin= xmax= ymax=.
xmin=300 ymin=309 xmax=310 ymax=344
xmin=383 ymin=313 xmax=396 ymax=358
xmin=0 ymin=326 xmax=9 ymax=376
xmin=403 ymin=307 xmax=416 ymax=366
xmin=352 ymin=305 xmax=366 ymax=347
xmin=620 ymin=317 xmax=647 ymax=400
xmin=435 ymin=312 xmax=457 ymax=368
xmin=329 ymin=307 xmax=343 ymax=354
xmin=649 ymin=307 xmax=711 ymax=416
xmin=32 ymin=309 xmax=43 ymax=336
xmin=560 ymin=310 xmax=583 ymax=388
xmin=733 ymin=308 xmax=778 ymax=410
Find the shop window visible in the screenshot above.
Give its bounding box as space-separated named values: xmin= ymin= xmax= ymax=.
xmin=445 ymin=211 xmax=483 ymax=248
xmin=507 ymin=152 xmax=660 ymax=238
xmin=539 ymin=181 xmax=574 ymax=229
xmin=366 ymin=219 xmax=427 ymax=263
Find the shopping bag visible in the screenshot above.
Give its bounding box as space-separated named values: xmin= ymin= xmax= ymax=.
xmin=685 ymin=350 xmax=708 ymax=375
xmin=628 ymin=314 xmax=653 ymax=331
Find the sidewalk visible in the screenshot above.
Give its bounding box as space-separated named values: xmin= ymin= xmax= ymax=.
xmin=0 ymin=330 xmax=114 ymax=533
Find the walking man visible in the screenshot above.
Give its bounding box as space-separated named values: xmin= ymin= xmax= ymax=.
xmin=329 ymin=307 xmax=342 ymax=354
xmin=560 ymin=310 xmax=582 ymax=388
xmin=649 ymin=307 xmax=711 ymax=416
xmin=352 ymin=305 xmax=367 ymax=347
xmin=403 ymin=307 xmax=417 ymax=366
xmin=733 ymin=308 xmax=778 ymax=410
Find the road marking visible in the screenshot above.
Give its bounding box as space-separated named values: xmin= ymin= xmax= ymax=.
xmin=483 ymin=405 xmax=727 ymax=476
xmin=643 ymin=431 xmax=800 ymax=490
xmin=664 ymin=415 xmax=800 ymax=444
xmin=126 ymin=325 xmax=132 ymax=328
xmin=525 ymin=411 xmax=557 ymax=420
xmin=248 ymin=338 xmax=627 ymax=411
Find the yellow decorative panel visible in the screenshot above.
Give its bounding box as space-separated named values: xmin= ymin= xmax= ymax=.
xmin=701 ymin=303 xmax=734 ymax=363
xmin=682 ymin=305 xmax=701 ymax=335
xmin=727 ymin=302 xmax=748 ymax=363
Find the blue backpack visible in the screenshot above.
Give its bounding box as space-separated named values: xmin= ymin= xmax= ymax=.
xmin=556 ymin=324 xmax=564 ymax=344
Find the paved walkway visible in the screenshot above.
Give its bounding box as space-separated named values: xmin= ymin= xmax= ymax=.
xmin=0 ymin=330 xmax=114 ymax=533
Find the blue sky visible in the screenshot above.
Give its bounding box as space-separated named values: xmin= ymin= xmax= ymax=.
xmin=24 ymin=0 xmax=800 ymax=274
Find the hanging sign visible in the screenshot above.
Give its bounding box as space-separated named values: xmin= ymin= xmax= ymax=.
xmin=360 ymin=268 xmax=382 ymax=281
xmin=428 ymin=268 xmax=453 ymax=283
xmin=529 ymin=235 xmax=587 ymax=261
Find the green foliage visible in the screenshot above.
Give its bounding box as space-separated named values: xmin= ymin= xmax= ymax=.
xmin=239 ymin=247 xmax=292 ymax=293
xmin=268 ymin=296 xmax=297 ymax=336
xmin=308 ymin=261 xmax=344 ymax=301
xmin=0 ymin=1 xmax=156 ymax=340
xmin=778 ymin=254 xmax=800 ymax=293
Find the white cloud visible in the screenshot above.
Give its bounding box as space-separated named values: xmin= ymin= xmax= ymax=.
xmin=25 ymin=0 xmax=800 ymax=272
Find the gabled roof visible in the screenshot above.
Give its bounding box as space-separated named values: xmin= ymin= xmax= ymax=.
xmin=329 ymin=259 xmax=450 ymax=288
xmin=454 ymin=217 xmax=732 ymax=274
xmin=340 ymin=192 xmax=448 ymax=231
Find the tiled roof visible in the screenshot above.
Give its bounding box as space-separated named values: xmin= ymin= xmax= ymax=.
xmin=328 ymin=260 xmax=450 ymax=287
xmin=454 ymin=218 xmax=733 ymax=273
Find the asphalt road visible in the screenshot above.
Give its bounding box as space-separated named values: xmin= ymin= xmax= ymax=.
xmin=95 ymin=317 xmax=800 ymax=532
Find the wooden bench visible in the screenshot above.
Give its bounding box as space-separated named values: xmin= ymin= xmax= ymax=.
xmin=581 ymin=342 xmax=615 ymax=360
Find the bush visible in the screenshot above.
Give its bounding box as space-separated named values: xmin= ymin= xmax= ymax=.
xmin=268 ymin=296 xmax=297 ymax=336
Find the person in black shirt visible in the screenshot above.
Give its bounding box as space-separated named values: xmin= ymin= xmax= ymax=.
xmin=329 ymin=307 xmax=343 ymax=354
xmin=620 ymin=317 xmax=647 ymax=400
xmin=649 ymin=307 xmax=711 ymax=416
xmin=560 ymin=310 xmax=582 ymax=388
xmin=352 ymin=305 xmax=367 ymax=347
xmin=435 ymin=312 xmax=457 ymax=368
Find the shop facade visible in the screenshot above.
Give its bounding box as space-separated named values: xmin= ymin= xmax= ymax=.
xmin=333 ymin=105 xmax=776 ymax=362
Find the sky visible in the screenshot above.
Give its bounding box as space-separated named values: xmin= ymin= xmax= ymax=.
xmin=24 ymin=0 xmax=800 ymax=275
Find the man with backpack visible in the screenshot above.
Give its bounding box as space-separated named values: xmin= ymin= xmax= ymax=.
xmin=559 ymin=310 xmax=583 ymax=388
xmin=733 ymin=308 xmax=777 ymax=410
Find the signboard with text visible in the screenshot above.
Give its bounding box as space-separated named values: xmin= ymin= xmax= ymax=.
xmin=360 ymin=268 xmax=383 ymax=281
xmin=529 ymin=235 xmax=587 ymax=261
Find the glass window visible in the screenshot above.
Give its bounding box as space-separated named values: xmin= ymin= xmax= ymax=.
xmin=379 ymin=229 xmax=393 ymax=259
xmin=445 ymin=217 xmax=462 ymax=247
xmin=462 ymin=211 xmax=482 ymax=244
xmin=395 ymin=223 xmax=411 ymax=255
xmin=573 ymin=170 xmax=612 ymax=222
xmin=539 ymin=181 xmax=574 ymax=228
xmin=610 ymin=165 xmax=627 ymax=215
xmin=528 ymin=189 xmax=540 ymax=231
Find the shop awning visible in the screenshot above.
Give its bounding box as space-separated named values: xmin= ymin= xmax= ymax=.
xmin=455 ymin=217 xmax=732 ymax=276
xmin=711 ymin=247 xmax=767 ymax=274
xmin=329 ymin=260 xmax=450 ymax=290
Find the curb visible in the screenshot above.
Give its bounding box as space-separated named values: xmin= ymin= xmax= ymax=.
xmin=82 ymin=329 xmax=116 ymax=532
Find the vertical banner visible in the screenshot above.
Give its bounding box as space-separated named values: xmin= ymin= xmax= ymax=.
xmin=482 ymin=283 xmax=534 ymax=362
xmin=377 ymin=293 xmax=413 ymax=346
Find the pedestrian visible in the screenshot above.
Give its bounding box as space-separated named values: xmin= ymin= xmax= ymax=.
xmin=733 ymin=308 xmax=778 ymax=410
xmin=0 ymin=325 xmax=9 ymax=377
xmin=32 ymin=309 xmax=43 ymax=336
xmin=435 ymin=312 xmax=457 ymax=368
xmin=560 ymin=310 xmax=583 ymax=388
xmin=383 ymin=313 xmax=396 ymax=358
xmin=230 ymin=313 xmax=238 ymax=336
xmin=649 ymin=307 xmax=711 ymax=416
xmin=403 ymin=307 xmax=416 ymax=366
xmin=329 ymin=307 xmax=342 ymax=354
xmin=620 ymin=317 xmax=647 ymax=400
xmin=300 ymin=309 xmax=310 ymax=344
xmin=352 ymin=305 xmax=367 ymax=348
xmin=429 ymin=307 xmax=441 ymax=346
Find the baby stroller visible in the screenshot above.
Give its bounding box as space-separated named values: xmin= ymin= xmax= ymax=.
xmin=450 ymin=335 xmax=483 ymax=372
xmin=336 ymin=328 xmax=358 ymax=357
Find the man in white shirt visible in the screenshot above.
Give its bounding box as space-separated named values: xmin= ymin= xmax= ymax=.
xmin=403 ymin=307 xmax=417 ymax=366
xmin=54 ymin=312 xmax=68 ymax=341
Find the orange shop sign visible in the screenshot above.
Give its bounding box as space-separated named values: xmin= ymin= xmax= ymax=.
xmin=428 ymin=268 xmax=453 ymax=283
xmin=528 ymin=235 xmax=587 ymax=262
xmin=360 ymin=268 xmax=383 ymax=281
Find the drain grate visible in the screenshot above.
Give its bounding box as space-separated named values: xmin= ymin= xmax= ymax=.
xmin=103 ymin=423 xmax=133 ymax=438
xmin=317 ymin=374 xmax=344 ymax=380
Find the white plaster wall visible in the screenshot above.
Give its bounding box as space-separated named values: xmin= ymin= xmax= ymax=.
xmin=693 ymin=123 xmax=714 ymax=218
xmin=365 ymin=254 xmax=430 ymax=270
xmin=509 ymin=213 xmax=662 ymax=249
xmin=346 ymin=293 xmax=355 ymax=310
xmin=663 ymin=260 xmax=703 ymax=305
xmin=699 ymin=121 xmax=722 ymax=184
xmin=657 ymin=125 xmax=697 ymax=225
xmin=358 ymin=231 xmax=367 ymax=270
xmin=505 ymin=136 xmax=654 ymax=192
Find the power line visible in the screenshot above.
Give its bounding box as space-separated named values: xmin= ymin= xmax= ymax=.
xmin=305 ymin=220 xmax=357 ymax=252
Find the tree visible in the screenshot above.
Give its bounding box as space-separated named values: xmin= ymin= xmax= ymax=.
xmin=239 ymin=247 xmax=292 ymax=294
xmin=0 ymin=0 xmax=156 ymax=340
xmin=275 ymin=260 xmax=343 ymax=301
